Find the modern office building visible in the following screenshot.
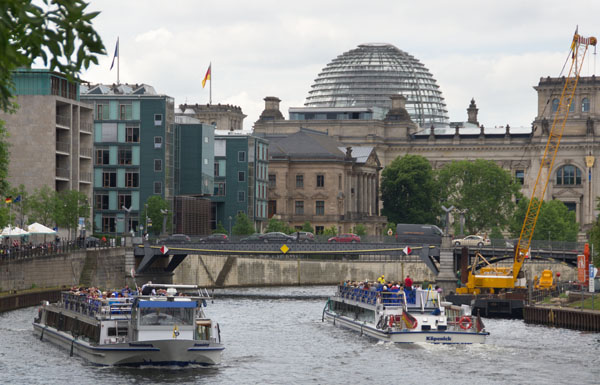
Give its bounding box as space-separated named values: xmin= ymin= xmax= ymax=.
xmin=211 ymin=132 xmax=269 ymax=232
xmin=80 ymin=83 xmax=174 ymax=235
xmin=0 ymin=69 xmax=94 ymax=209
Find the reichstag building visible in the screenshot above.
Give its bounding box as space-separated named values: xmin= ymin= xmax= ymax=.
xmin=254 ymin=43 xmax=600 ymax=232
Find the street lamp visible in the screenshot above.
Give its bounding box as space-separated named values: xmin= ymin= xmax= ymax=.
xmin=228 ymin=216 xmax=232 ymax=236
xmin=160 ymin=209 xmax=169 ymax=236
xmin=122 ymin=205 xmax=132 ymax=245
xmin=456 ymin=208 xmax=468 ymax=236
xmin=441 ymin=205 xmax=455 ymax=236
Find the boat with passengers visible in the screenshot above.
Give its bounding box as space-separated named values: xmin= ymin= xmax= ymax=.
xmin=323 ymin=284 xmax=489 ymax=344
xmin=32 ymin=284 xmax=224 ymax=366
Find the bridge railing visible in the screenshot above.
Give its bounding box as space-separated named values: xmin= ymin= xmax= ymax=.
xmin=0 ymin=240 xmax=119 ymax=262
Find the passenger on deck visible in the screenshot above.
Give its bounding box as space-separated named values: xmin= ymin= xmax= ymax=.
xmin=404 ymin=275 xmax=413 ymax=290
xmin=141 ymin=281 xmax=155 ymax=295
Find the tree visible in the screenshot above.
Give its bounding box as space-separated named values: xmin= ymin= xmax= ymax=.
xmin=232 ymin=213 xmax=255 ymax=235
xmin=353 ymin=223 xmax=367 ymax=236
xmin=55 ymin=190 xmax=89 ymax=239
xmin=1 ymin=0 xmax=105 ymax=113
xmin=143 ymin=196 xmax=168 ymax=236
xmin=213 ymin=222 xmax=228 ymax=235
xmin=28 ymin=185 xmax=58 ymax=226
xmin=510 ymin=198 xmax=578 ymax=242
xmin=265 ymin=218 xmax=293 ymax=234
xmin=381 ymin=154 xmax=440 ymax=225
xmin=437 ymin=159 xmax=521 ymax=234
xmin=301 ymin=221 xmax=314 ymax=233
xmin=6 ymin=184 xmax=29 ymax=227
xmin=322 ymin=225 xmax=337 ymax=236
xmin=0 ymin=122 xmax=9 ymax=196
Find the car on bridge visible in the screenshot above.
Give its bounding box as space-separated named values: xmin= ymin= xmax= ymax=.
xmin=200 ymin=234 xmax=229 ymax=243
xmin=259 ymin=232 xmax=296 ymax=243
xmin=328 ymin=233 xmax=361 ymax=243
xmin=293 ymin=231 xmax=315 ymax=243
xmin=453 ymin=235 xmax=490 ymax=248
xmin=240 ymin=233 xmax=262 ymax=243
xmin=159 ymin=234 xmax=191 ymax=244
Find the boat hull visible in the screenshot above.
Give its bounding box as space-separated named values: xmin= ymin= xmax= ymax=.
xmin=33 ymin=322 xmax=224 ymax=366
xmin=323 ymin=311 xmax=488 ymax=344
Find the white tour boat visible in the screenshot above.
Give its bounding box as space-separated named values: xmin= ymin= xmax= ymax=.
xmin=323 ymin=285 xmax=489 ymax=344
xmin=32 ymin=284 xmax=224 ymax=366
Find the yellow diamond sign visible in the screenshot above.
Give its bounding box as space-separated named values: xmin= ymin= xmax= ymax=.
xmin=280 ymin=244 xmax=289 ymax=254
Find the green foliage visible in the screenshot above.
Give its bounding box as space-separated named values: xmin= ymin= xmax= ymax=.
xmin=0 ymin=0 xmax=106 ymax=113
xmin=28 ymin=186 xmax=58 ymax=226
xmin=383 ymin=222 xmax=396 ymax=236
xmin=265 ymin=218 xmax=293 ymax=234
xmin=381 ymin=154 xmax=440 ymax=224
xmin=353 ymin=223 xmax=367 ymax=236
xmin=55 ymin=190 xmax=90 ymax=237
xmin=322 ymin=225 xmax=338 ymax=236
xmin=437 ymin=159 xmax=521 ymax=234
xmin=587 ymin=197 xmax=600 ymax=267
xmin=510 ymin=198 xmax=578 ymax=242
xmin=232 ymin=213 xmax=255 ymax=235
xmin=0 ymin=122 xmax=9 ymax=195
xmin=143 ymin=196 xmax=168 ymax=236
xmin=213 ymin=222 xmax=228 ymax=235
xmin=301 ymin=221 xmax=314 ymax=233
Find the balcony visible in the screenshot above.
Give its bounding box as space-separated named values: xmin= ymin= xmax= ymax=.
xmin=56 ymin=167 xmax=70 ymax=180
xmin=56 ymin=141 xmax=70 ymax=154
xmin=80 ymin=122 xmax=93 ymax=134
xmin=79 ymin=171 xmax=92 ymax=183
xmin=56 ymin=114 xmax=70 ymax=128
xmin=80 ymin=147 xmax=93 ymax=158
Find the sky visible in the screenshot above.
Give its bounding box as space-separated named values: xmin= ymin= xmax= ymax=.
xmin=75 ymin=0 xmax=600 ymax=131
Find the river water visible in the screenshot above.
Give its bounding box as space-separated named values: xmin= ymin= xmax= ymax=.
xmin=0 ymin=286 xmax=598 ymax=385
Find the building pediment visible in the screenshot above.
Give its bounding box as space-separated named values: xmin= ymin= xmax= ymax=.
xmin=365 ymin=151 xmax=381 ymax=168
xmin=311 ymin=191 xmax=329 ymax=200
xmin=552 ymin=187 xmax=583 ymax=199
xmin=292 ymin=191 xmax=309 ymax=200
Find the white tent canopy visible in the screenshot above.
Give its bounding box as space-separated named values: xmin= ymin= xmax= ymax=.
xmin=27 ymin=222 xmax=56 ymax=234
xmin=1 ymin=226 xmax=29 ymax=237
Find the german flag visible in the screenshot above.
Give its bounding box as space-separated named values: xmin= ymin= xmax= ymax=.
xmin=202 ymin=63 xmax=211 ymax=88
xmin=402 ymin=310 xmax=418 ymax=329
xmin=5 ymin=196 xmax=12 ymax=204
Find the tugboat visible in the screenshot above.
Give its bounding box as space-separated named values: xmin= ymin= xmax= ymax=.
xmin=323 ymin=285 xmax=488 ymax=344
xmin=32 ymin=284 xmax=224 ymax=366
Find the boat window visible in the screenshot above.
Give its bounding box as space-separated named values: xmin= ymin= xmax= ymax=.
xmin=196 ymin=321 xmax=212 ymax=340
xmin=108 ymin=327 xmax=129 ymax=336
xmin=140 ymin=307 xmax=194 ymax=326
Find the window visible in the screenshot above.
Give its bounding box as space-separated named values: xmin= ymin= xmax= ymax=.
xmin=154 ymin=159 xmax=162 ymax=172
xmin=96 ymin=148 xmax=110 ymax=165
xmin=154 ymin=181 xmax=162 ymax=194
xmin=568 ymin=98 xmax=575 ymax=112
xmin=564 ymin=202 xmax=577 ymax=212
xmin=120 ymin=104 xmax=132 ymax=120
xmin=102 ymin=170 xmax=116 ymax=187
xmin=118 ymin=148 xmax=132 ymax=165
xmin=126 ymin=125 xmax=139 ymax=142
xmin=95 ymin=194 xmax=109 ymax=210
xmin=515 ymin=169 xmax=525 ymax=185
xmin=204 ymin=136 xmax=209 ymax=143
xmin=556 ymin=165 xmax=581 ymax=185
xmin=214 ymin=182 xmax=226 ymax=196
xmin=238 ymin=171 xmax=245 ymax=182
xmin=582 ymin=97 xmax=590 ymax=112
xmin=317 ymin=174 xmax=325 ymax=188
xmin=316 ymin=201 xmax=325 ymax=215
xmin=125 ymin=172 xmax=139 ymax=188
xmin=551 ymin=98 xmax=559 ymax=113
xmin=268 ymin=174 xmax=276 ymax=188
xmin=315 ymin=226 xmax=324 ymax=234
xmin=154 ymin=136 xmax=163 ymax=149
xmin=268 ymin=200 xmax=277 ymax=218
xmin=96 ymin=103 xmax=109 ymax=120
xmin=204 ymin=158 xmax=208 ymax=165
xmin=238 ymin=151 xmax=246 ymax=162
xmin=101 ymin=123 xmax=117 ymax=142
xmin=154 ymin=114 xmax=163 ymax=126
xmin=118 ymin=193 xmax=132 ymax=210
xmin=295 ymin=201 xmax=304 ymax=215
xmin=296 ymin=174 xmax=304 ymax=188
xmin=338 ymin=175 xmax=342 ymax=190
xmin=214 ymin=162 xmax=220 ymax=177
xmin=102 ymin=216 xmax=116 ymax=233
xmin=238 ymin=191 xmax=245 ymax=202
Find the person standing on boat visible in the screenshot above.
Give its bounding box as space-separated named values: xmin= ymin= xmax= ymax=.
xmin=404 ymin=275 xmax=413 ymax=290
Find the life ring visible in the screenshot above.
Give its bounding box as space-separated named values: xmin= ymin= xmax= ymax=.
xmin=459 ymin=316 xmax=473 ymax=330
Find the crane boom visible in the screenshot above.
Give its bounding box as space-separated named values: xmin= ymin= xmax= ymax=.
xmin=512 ymin=32 xmax=597 ymax=282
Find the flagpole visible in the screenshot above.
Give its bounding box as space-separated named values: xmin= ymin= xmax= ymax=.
xmin=210 ymin=63 xmax=212 ymax=105
xmin=117 ymin=37 xmax=120 ymax=85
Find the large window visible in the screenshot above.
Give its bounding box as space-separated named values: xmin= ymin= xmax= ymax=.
xmin=316 ymin=201 xmax=325 ymax=216
xmin=551 ymin=98 xmax=559 ymax=113
xmin=214 ymin=182 xmax=226 ymax=196
xmin=102 ymin=216 xmax=116 ymax=233
xmin=238 ymin=191 xmax=245 ymax=202
xmin=96 ymin=103 xmax=109 ymax=120
xmin=126 ymin=125 xmax=139 ymax=142
xmin=268 ymin=174 xmax=276 ymax=188
xmin=154 ymin=181 xmax=162 ymax=194
xmin=316 ymin=174 xmax=325 ymax=188
xmin=154 ymin=159 xmax=162 ymax=172
xmin=95 ymin=194 xmax=109 ymax=210
xmin=125 ymin=172 xmax=139 ymax=188
xmin=154 ymin=136 xmax=162 ymax=149
xmin=238 ymin=151 xmax=246 ymax=162
xmin=118 ymin=148 xmax=132 ymax=165
xmin=101 ymin=123 xmax=117 ymax=142
xmin=296 ymin=174 xmax=304 ymax=188
xmin=582 ymin=97 xmax=590 ymax=112
xmin=96 ymin=148 xmax=109 ymax=165
xmin=515 ymin=169 xmax=525 ymax=185
xmin=295 ymin=201 xmax=304 ymax=215
xmin=102 ymin=170 xmax=116 ymax=187
xmin=556 ymin=165 xmax=581 ymax=185
xmin=118 ymin=193 xmax=132 ymax=210
xmin=238 ymin=171 xmax=245 ymax=182
xmin=120 ymin=103 xmax=132 ymax=120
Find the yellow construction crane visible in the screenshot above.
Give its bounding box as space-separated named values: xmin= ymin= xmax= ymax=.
xmin=457 ymin=31 xmax=597 ymax=294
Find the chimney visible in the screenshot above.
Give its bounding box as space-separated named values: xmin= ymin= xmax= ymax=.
xmin=390 ymin=94 xmax=407 ymax=110
xmin=467 ymin=98 xmax=479 ymax=126
xmin=264 ymin=96 xmax=281 ymax=111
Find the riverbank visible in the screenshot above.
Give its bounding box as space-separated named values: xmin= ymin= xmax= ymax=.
xmin=0 ymin=287 xmax=62 ymax=313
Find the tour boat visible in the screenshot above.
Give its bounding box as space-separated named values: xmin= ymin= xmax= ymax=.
xmin=32 ymin=284 xmax=224 ymax=366
xmin=323 ymin=285 xmax=489 ymax=344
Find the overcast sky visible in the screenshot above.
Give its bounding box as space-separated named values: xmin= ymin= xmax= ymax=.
xmin=78 ymin=0 xmax=600 ymax=130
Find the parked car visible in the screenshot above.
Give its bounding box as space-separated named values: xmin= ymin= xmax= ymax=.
xmin=453 ymin=235 xmax=491 ymax=248
xmin=293 ymin=231 xmax=315 ymax=243
xmin=200 ymin=234 xmax=229 ymax=243
xmin=84 ymin=236 xmax=99 ymax=247
xmin=259 ymin=232 xmax=296 ymax=243
xmin=328 ymin=233 xmax=361 ymax=243
xmin=240 ymin=233 xmax=262 ymax=243
xmin=159 ymin=234 xmax=191 ymax=244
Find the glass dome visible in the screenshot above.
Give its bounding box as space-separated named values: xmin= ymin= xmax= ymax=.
xmin=305 ymin=43 xmax=449 ymax=127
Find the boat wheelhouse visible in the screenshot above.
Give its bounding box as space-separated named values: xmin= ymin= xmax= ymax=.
xmin=32 ymin=284 xmax=223 ymax=366
xmin=323 ymin=285 xmax=489 ymax=344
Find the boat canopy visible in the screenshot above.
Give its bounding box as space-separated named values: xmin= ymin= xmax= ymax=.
xmin=138 ymin=300 xmax=197 ymax=308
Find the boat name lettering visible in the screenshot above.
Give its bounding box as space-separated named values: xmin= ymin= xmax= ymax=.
xmin=426 ymin=336 xmax=452 ymax=342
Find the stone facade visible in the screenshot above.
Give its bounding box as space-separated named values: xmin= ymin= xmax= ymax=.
xmin=177 ymin=103 xmax=246 ymax=131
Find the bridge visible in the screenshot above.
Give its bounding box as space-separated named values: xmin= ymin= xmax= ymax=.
xmin=133 ymin=237 xmax=582 ymax=282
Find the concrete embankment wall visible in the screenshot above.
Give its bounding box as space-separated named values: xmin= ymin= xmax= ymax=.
xmin=0 ymin=248 xmax=128 ymax=292
xmin=524 ymin=305 xmax=600 ymax=331
xmin=0 ymin=289 xmax=61 ymax=313
xmin=173 ymin=255 xmax=578 ymax=287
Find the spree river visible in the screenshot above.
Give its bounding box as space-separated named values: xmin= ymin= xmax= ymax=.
xmin=0 ymin=286 xmax=598 ymax=385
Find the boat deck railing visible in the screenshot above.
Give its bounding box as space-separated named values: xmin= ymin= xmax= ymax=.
xmin=336 ymin=286 xmax=442 ymax=310
xmin=61 ymin=292 xmax=133 ymax=318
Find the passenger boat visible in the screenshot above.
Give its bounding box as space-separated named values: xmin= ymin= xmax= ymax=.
xmin=32 ymin=284 xmax=224 ymax=366
xmin=323 ymin=285 xmax=489 ymax=344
